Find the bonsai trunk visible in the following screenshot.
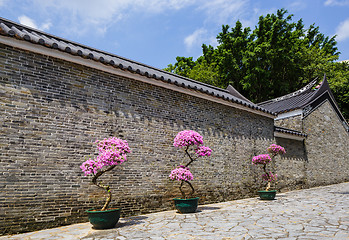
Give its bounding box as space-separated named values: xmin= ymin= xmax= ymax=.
xmin=179 ymin=180 xmax=195 ymax=199
xmin=92 ymin=165 xmax=116 ymax=211
xmin=263 ymin=164 xmax=271 ymax=191
xmin=176 ymin=146 xmax=198 ymax=199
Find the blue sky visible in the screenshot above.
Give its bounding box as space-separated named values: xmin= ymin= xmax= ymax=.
xmin=1 ymin=0 xmax=349 ymax=69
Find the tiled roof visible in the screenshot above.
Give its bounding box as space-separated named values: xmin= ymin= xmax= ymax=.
xmin=226 ymin=85 xmax=254 ymax=104
xmin=0 ymin=17 xmax=275 ymax=117
xmin=274 ymin=126 xmax=307 ymax=138
xmin=258 ymin=79 xmax=318 ymax=113
xmin=259 ymin=75 xmax=349 ymax=132
xmin=258 ymin=75 xmax=340 ymax=115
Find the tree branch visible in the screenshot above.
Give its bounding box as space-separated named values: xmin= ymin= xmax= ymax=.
xmin=184 ymin=146 xmax=196 ymax=167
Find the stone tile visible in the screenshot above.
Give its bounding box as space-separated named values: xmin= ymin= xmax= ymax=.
xmin=1 ymin=183 xmax=348 ymax=240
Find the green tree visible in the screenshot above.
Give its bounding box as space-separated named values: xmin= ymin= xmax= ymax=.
xmin=188 ymin=57 xmax=220 ymax=86
xmin=326 ymin=61 xmax=349 ymax=121
xmin=207 ymin=20 xmax=251 ymax=92
xmin=241 ymin=10 xmax=306 ymax=101
xmin=164 ymin=8 xmax=348 ymax=119
xmin=163 ymin=56 xmax=195 ymax=78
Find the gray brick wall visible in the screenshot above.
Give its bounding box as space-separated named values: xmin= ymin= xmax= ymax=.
xmin=1 ymin=43 xmax=348 ymax=235
xmin=275 ymin=114 xmax=303 ymax=131
xmin=274 ymin=101 xmax=349 ymax=189
xmin=274 ymin=137 xmax=307 ymax=191
xmin=303 ymin=101 xmax=349 ymax=187
xmin=0 ymin=44 xmax=274 ymax=234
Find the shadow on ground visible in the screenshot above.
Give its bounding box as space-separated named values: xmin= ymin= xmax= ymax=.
xmin=117 ymin=216 xmax=148 ymax=228
xmin=197 ymin=206 xmax=221 ymax=212
xmin=330 ymin=191 xmax=349 ymax=194
xmin=83 ymin=216 xmax=148 ymax=239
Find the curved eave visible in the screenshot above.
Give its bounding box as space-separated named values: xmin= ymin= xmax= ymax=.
xmin=274 ymin=126 xmax=307 ymax=141
xmin=274 ymin=132 xmax=306 ymax=141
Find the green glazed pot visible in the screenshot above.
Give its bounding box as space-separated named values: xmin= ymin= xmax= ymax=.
xmin=86 ymin=208 xmax=121 ymax=229
xmin=258 ymin=190 xmax=277 ymax=200
xmin=173 ymin=197 xmax=199 ymax=213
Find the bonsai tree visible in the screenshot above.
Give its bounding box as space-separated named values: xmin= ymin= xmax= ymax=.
xmin=252 ymin=144 xmax=286 ymax=191
xmin=80 ymin=137 xmax=131 ymax=211
xmin=169 ymin=130 xmax=212 ymax=199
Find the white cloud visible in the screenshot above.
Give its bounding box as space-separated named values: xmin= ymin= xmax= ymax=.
xmin=14 ymin=0 xmax=247 ymax=38
xmin=184 ymin=28 xmax=207 ymax=50
xmin=208 ymin=36 xmax=218 ymax=47
xmin=18 ymin=15 xmax=51 ymax=31
xmin=288 ymin=1 xmax=307 ymax=11
xmin=335 ymin=18 xmax=349 ymax=41
xmin=324 ymin=0 xmax=349 ymax=6
xmin=142 ymin=0 xmax=194 ymax=12
xmin=183 ymin=0 xmax=247 ymax=52
xmin=0 ymin=0 xmax=7 ymax=7
xmin=197 ymin=0 xmax=247 ymax=24
xmin=29 ymin=0 xmax=195 ymax=36
xmin=41 ymin=22 xmax=52 ymax=31
xmin=18 ymin=15 xmax=39 ymax=29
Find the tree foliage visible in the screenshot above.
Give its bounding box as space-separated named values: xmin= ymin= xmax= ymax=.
xmin=326 ymin=61 xmax=349 ymax=120
xmin=164 ymin=9 xmax=348 ymax=120
xmin=163 ymin=56 xmax=196 ymax=78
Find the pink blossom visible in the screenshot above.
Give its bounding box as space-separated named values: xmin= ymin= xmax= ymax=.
xmin=169 ymin=166 xmax=194 ymax=182
xmin=80 ymin=158 xmax=101 ymax=176
xmin=267 ymin=144 xmax=286 ymax=155
xmin=80 ymin=137 xmax=131 ymax=176
xmin=252 ymin=154 xmax=271 ymax=165
xmin=173 ymin=130 xmax=203 ymax=148
xmin=195 ymin=145 xmax=212 ymax=157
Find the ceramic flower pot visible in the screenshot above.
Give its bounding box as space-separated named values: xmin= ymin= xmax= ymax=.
xmin=86 ymin=208 xmax=121 ymax=229
xmin=173 ymin=197 xmax=199 ymax=213
xmin=257 ymin=190 xmax=277 ymax=200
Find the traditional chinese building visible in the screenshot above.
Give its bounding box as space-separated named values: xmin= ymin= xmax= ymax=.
xmin=259 ymin=76 xmax=349 ymax=187
xmin=0 ymin=17 xmax=348 ymax=234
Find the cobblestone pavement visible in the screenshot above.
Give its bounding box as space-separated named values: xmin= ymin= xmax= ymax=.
xmin=1 ymin=182 xmax=349 ymax=240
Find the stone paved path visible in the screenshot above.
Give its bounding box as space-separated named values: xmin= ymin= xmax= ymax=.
xmin=1 ymin=182 xmax=349 ymax=239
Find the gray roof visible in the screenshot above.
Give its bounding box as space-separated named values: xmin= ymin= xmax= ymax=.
xmin=258 ymin=75 xmax=339 ymax=115
xmin=0 ymin=17 xmax=275 ymax=117
xmin=258 ymin=79 xmax=319 ymax=113
xmin=259 ymin=75 xmax=348 ymax=132
xmin=274 ymin=126 xmax=307 ymax=138
xmin=226 ymin=85 xmax=254 ymax=104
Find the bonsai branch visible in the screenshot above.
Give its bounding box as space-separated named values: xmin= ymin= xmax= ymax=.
xmin=92 ymin=165 xmax=116 ymax=211
xmin=184 ymin=146 xmax=197 ymax=167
